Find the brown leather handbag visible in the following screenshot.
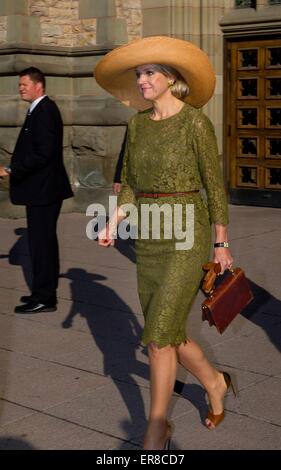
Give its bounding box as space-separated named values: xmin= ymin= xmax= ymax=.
xmin=201 ymin=262 xmax=253 ymax=334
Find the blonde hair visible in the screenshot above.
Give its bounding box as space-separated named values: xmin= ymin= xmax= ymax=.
xmin=149 ymin=64 xmax=189 ymax=100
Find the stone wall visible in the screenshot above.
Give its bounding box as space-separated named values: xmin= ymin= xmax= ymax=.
xmin=28 ymin=0 xmax=96 ymax=46
xmin=0 ymin=0 xmax=237 ymax=216
xmin=0 ymin=0 xmax=143 ymax=47
xmin=26 ymin=0 xmax=142 ymax=47
xmin=116 ymin=0 xmax=142 ymax=41
xmin=1 ymin=0 xmax=280 ymax=216
xmin=0 ymin=15 xmax=6 ymax=42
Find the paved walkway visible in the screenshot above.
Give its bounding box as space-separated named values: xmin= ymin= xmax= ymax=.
xmin=0 ymin=205 xmax=280 ymax=450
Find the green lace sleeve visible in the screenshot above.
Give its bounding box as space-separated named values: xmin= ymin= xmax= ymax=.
xmin=193 ymin=112 xmax=229 ymax=225
xmin=117 ymin=121 xmax=136 ymax=209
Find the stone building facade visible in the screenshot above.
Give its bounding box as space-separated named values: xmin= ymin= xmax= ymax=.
xmin=0 ymin=0 xmax=280 ymax=214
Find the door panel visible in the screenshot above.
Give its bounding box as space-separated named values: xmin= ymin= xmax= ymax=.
xmin=225 ymin=38 xmax=281 ymax=207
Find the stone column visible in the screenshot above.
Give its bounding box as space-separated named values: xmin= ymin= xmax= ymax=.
xmin=200 ymin=0 xmax=227 ymax=153
xmin=73 ymin=1 xmax=130 ymax=199
xmin=141 ymin=0 xmax=229 ymax=153
xmin=256 ymin=0 xmax=268 ymax=8
xmin=142 ymin=0 xmax=201 ymax=44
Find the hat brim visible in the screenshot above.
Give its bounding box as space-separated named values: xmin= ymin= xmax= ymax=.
xmin=94 ymin=36 xmax=216 ymax=110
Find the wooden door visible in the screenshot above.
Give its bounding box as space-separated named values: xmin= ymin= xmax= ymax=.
xmin=225 ymin=38 xmax=281 ymax=207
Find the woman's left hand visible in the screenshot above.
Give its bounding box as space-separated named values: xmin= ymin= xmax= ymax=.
xmin=213 ymin=247 xmax=233 ymax=274
xmin=0 ymin=166 xmax=9 ymax=177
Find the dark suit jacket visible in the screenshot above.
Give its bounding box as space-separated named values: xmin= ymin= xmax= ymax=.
xmin=113 ymin=128 xmax=127 ymax=183
xmin=10 ymin=96 xmax=73 ymax=206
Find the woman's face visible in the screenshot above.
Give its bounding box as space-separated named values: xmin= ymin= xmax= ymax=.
xmin=135 ymin=65 xmax=171 ymax=102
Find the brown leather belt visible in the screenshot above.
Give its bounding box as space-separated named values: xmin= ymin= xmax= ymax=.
xmin=136 ymin=190 xmax=199 ymax=199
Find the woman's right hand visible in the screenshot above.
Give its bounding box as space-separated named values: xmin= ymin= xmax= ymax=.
xmin=98 ymin=223 xmax=115 ymax=247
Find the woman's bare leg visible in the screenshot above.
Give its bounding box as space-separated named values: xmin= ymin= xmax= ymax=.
xmin=144 ymin=343 xmax=177 ymax=449
xmin=177 ymin=339 xmax=228 ymax=427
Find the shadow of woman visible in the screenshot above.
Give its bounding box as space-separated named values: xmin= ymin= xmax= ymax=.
xmin=7 ymin=227 xmax=32 ymax=291
xmin=173 ymin=381 xmax=209 ymax=426
xmin=115 ymin=234 xmax=136 ymax=264
xmin=0 ymin=436 xmax=36 ymax=450
xmin=60 ymin=268 xmax=149 ymax=448
xmin=0 ymin=228 xmax=31 ymax=425
xmin=240 ymin=279 xmax=281 ymax=352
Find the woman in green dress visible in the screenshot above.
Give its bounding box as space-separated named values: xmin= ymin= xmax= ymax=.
xmin=96 ymin=36 xmax=234 ymax=450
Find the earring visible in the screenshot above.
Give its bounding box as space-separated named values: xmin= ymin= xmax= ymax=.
xmin=168 ymin=80 xmax=174 ymax=88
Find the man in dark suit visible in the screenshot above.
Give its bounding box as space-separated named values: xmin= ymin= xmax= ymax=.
xmin=0 ymin=67 xmax=73 ymax=313
xmin=112 ymin=128 xmax=127 ymax=195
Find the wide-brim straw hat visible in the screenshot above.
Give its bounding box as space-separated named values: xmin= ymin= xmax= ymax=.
xmin=94 ymin=36 xmax=216 ymax=110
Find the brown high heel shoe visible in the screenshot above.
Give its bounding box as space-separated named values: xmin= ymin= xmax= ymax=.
xmin=206 ymin=371 xmax=236 ymax=430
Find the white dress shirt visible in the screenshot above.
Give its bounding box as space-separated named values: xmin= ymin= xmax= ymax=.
xmin=29 ymin=95 xmax=47 ymax=114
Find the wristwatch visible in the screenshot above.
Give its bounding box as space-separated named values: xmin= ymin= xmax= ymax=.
xmin=214 ymin=241 xmax=229 ymax=248
xmin=4 ymin=166 xmax=11 ymax=174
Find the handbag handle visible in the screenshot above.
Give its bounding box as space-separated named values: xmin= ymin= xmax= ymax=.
xmin=202 ymin=262 xmax=221 ymax=294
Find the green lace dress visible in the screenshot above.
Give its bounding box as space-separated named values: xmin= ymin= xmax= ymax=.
xmin=118 ymin=103 xmax=229 ymax=348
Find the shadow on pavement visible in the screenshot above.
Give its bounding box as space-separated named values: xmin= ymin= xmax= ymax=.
xmin=5 ymin=227 xmax=31 ymax=291
xmin=115 ymin=236 xmax=136 ymax=264
xmin=0 ymin=228 xmax=31 ymax=426
xmin=0 ymin=436 xmax=36 ymax=449
xmin=241 ymin=279 xmax=281 ymax=352
xmin=173 ymin=381 xmax=208 ymax=425
xmin=60 ymin=268 xmax=148 ymax=449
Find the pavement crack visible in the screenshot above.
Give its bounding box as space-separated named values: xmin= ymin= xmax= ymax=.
xmin=227 ymin=409 xmax=281 ymax=429
xmin=0 ymin=398 xmax=139 ymax=447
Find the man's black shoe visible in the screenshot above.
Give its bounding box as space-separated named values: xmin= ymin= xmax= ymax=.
xmin=20 ymin=295 xmax=33 ymax=303
xmin=14 ymin=301 xmax=57 ymax=313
